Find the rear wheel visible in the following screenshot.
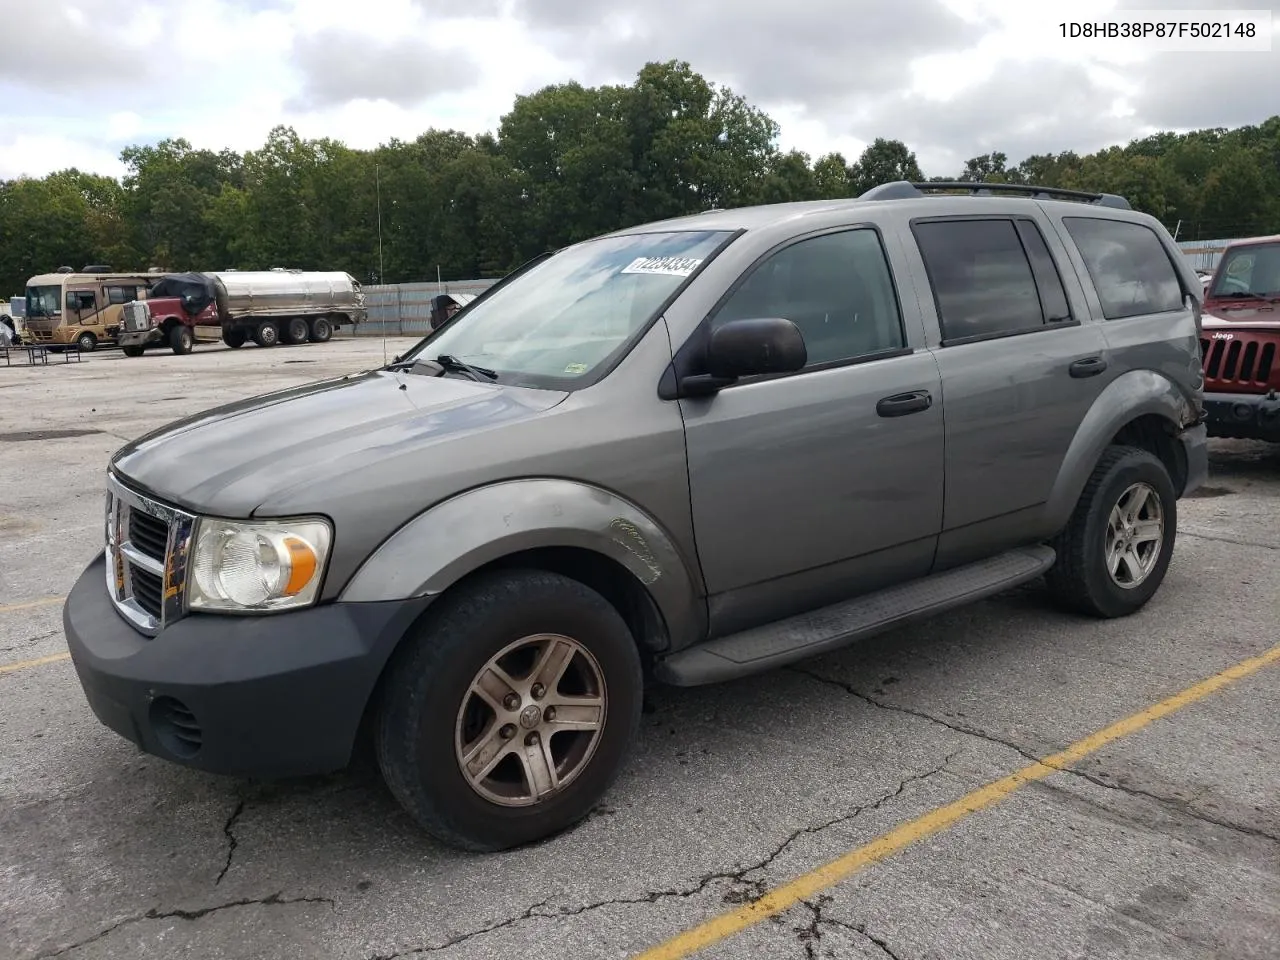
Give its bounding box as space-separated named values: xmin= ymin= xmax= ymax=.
xmin=169 ymin=325 xmax=194 ymax=355
xmin=76 ymin=332 xmax=97 ymax=352
xmin=283 ymin=317 xmax=310 ymax=344
xmin=308 ymin=317 xmax=333 ymax=343
xmin=121 ymin=345 xmax=145 ymax=358
xmin=1046 ymin=445 xmax=1177 ymax=618
xmin=222 ymin=328 xmax=246 ymax=349
xmin=375 ymin=569 xmax=643 ymax=852
xmin=253 ymin=321 xmax=279 ymax=348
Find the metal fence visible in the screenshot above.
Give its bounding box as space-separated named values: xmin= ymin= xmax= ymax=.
xmin=1177 ymin=238 xmax=1247 ymax=272
xmin=350 ymin=278 xmax=501 ymax=337
xmin=349 ymin=239 xmax=1257 ymax=333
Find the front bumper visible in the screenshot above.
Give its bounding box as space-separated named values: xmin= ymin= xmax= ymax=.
xmin=1202 ymin=391 xmax=1280 ymax=443
xmin=116 ymin=328 xmax=161 ymax=348
xmin=64 ymin=553 xmax=431 ymax=778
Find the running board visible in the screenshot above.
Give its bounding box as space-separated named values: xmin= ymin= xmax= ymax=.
xmin=655 ymin=545 xmax=1056 ymax=687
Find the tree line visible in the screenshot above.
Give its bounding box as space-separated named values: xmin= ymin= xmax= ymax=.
xmin=3 ymin=60 xmax=1278 ymax=295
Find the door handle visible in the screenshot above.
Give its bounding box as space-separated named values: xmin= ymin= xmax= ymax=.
xmin=1069 ymin=356 xmax=1108 ymax=378
xmin=876 ymin=390 xmax=932 ymax=418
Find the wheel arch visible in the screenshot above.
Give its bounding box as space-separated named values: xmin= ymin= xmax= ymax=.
xmin=339 ymin=479 xmax=706 ymax=654
xmin=1046 ymin=369 xmax=1198 ymax=531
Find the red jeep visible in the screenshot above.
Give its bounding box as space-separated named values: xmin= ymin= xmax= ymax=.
xmin=1199 ymin=235 xmax=1280 ymax=442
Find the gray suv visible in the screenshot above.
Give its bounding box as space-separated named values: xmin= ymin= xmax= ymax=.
xmin=64 ymin=181 xmax=1208 ymax=851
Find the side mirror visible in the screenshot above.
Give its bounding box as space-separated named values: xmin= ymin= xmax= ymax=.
xmin=679 ymin=317 xmax=807 ymax=397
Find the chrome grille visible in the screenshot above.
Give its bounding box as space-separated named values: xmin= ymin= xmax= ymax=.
xmin=122 ymin=301 xmax=151 ymax=332
xmin=104 ymin=473 xmax=195 ymax=636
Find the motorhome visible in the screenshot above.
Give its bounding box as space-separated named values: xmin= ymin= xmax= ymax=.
xmin=22 ymin=268 xmax=158 ymax=351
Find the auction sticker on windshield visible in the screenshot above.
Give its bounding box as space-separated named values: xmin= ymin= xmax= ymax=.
xmin=621 ymin=256 xmax=703 ymax=277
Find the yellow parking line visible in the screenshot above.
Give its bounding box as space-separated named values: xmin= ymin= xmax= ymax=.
xmin=635 ymin=641 xmax=1280 ymax=960
xmin=0 ymin=651 xmax=71 ymax=675
xmin=0 ymin=596 xmax=64 ymax=614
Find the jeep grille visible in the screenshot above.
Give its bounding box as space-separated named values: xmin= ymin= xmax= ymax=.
xmin=1199 ymin=332 xmax=1278 ymax=394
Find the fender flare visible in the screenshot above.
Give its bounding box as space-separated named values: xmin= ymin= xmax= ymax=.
xmin=1045 ymin=369 xmax=1196 ymax=528
xmin=339 ymin=478 xmax=705 ymax=649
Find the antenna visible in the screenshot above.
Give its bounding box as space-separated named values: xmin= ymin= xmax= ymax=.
xmin=376 ymin=162 xmax=387 ymax=366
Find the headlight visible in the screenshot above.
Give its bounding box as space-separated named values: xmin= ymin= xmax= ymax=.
xmin=188 ymin=517 xmax=332 ymax=612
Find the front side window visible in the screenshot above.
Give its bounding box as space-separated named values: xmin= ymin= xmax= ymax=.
xmin=69 ymin=291 xmax=96 ymax=312
xmin=1209 ymin=241 xmax=1280 ymax=301
xmin=1063 ymin=217 xmax=1184 ymax=319
xmin=401 ymin=230 xmax=734 ymax=388
xmin=107 ymin=286 xmax=139 ymax=305
xmin=913 ymin=219 xmax=1045 ymax=342
xmin=711 ymin=228 xmax=906 ymax=366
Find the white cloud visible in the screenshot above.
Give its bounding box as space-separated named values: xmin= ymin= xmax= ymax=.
xmin=0 ymin=0 xmax=1276 ymax=181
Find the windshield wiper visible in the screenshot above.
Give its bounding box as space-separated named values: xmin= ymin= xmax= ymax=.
xmin=435 ymin=354 xmax=498 ymax=381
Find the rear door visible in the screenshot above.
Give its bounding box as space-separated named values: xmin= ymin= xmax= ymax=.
xmin=898 ymin=214 xmax=1115 ymax=568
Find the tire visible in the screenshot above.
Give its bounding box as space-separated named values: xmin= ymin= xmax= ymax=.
xmin=223 ymin=328 xmax=246 ymax=349
xmin=1045 ymin=445 xmax=1177 ymax=619
xmin=308 ymin=317 xmax=333 ymax=343
xmin=77 ymin=333 xmax=97 ymax=352
xmin=121 ymin=345 xmax=145 ymax=358
xmin=283 ymin=317 xmax=309 ymax=344
xmin=170 ymin=325 xmax=194 ymax=355
xmin=252 ymin=322 xmax=279 ymax=348
xmin=375 ymin=569 xmax=643 ymax=852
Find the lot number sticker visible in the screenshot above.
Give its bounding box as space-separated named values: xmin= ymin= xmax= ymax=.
xmin=621 ymin=256 xmax=703 ymax=277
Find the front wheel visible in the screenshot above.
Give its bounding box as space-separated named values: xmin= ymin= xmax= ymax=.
xmin=375 ymin=570 xmax=643 ymax=851
xmin=1045 ymin=445 xmax=1177 ymax=618
xmin=77 ymin=333 xmax=97 ymax=352
xmin=170 ymin=325 xmax=194 ymax=355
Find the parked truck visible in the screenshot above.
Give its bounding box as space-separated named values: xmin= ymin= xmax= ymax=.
xmin=117 ymin=269 xmax=366 ymax=356
xmin=1197 ymin=234 xmax=1280 ymax=442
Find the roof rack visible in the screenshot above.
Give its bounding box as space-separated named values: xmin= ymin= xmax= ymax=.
xmin=858 ymin=180 xmax=1132 ymax=210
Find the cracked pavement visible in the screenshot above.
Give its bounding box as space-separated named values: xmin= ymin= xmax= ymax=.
xmin=2 ymin=341 xmax=1278 ymax=960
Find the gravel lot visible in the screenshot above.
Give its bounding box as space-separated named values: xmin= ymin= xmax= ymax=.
xmin=2 ymin=338 xmax=1278 ymax=960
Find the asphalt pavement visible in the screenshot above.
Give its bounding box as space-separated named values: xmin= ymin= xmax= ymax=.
xmin=1 ymin=338 xmax=1277 ymax=960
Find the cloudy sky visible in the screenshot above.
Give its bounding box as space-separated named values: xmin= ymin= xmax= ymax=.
xmin=1 ymin=0 xmax=1276 ymax=182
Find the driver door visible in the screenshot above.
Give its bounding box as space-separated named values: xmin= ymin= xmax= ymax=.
xmin=678 ymin=226 xmax=945 ymax=636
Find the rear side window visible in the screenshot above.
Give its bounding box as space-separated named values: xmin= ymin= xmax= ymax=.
xmin=1063 ymin=217 xmax=1184 ymax=319
xmin=912 ymin=219 xmax=1060 ymax=342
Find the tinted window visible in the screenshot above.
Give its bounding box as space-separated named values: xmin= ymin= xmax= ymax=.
xmin=107 ymin=286 xmax=138 ymax=305
xmin=712 ymin=229 xmax=905 ymax=366
xmin=69 ymin=291 xmax=96 ymax=311
xmin=913 ymin=219 xmax=1044 ymax=341
xmin=1063 ymin=217 xmax=1183 ymax=319
xmin=1015 ymin=220 xmax=1072 ymax=322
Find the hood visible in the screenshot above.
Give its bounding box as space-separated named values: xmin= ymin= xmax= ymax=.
xmin=1202 ymin=309 xmax=1280 ymax=331
xmin=111 ymin=369 xmax=568 ymax=517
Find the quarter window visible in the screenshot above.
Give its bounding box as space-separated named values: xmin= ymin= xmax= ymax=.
xmin=712 ymin=228 xmax=906 ymax=367
xmin=1063 ymin=217 xmax=1184 ymax=319
xmin=913 ymin=219 xmax=1053 ymax=342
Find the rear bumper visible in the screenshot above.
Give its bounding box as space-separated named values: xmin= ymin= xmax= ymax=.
xmin=65 ymin=553 xmax=432 ymax=778
xmin=1203 ymin=391 xmax=1280 ymax=443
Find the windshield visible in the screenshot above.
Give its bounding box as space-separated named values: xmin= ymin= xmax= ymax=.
xmin=402 ymin=230 xmax=736 ymax=387
xmin=25 ymin=285 xmax=61 ymax=319
xmin=1209 ymin=242 xmax=1280 ymax=300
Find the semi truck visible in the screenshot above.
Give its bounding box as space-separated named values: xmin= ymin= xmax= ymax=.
xmin=117 ymin=269 xmax=367 ymax=356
